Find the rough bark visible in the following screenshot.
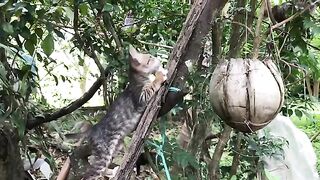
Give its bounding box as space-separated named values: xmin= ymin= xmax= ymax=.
xmin=112 ymin=0 xmax=228 ymax=179
xmin=212 ymin=17 xmax=223 ymax=65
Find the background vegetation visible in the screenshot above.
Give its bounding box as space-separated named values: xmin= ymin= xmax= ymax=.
xmin=0 ymin=0 xmax=319 ymax=179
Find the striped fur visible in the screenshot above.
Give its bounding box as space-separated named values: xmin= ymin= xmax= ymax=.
xmin=81 ymin=45 xmax=167 ymax=179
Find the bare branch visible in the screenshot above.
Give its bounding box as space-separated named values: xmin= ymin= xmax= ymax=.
xmin=26 ymin=69 xmax=109 ymax=129
xmin=137 ymin=39 xmax=173 ymax=49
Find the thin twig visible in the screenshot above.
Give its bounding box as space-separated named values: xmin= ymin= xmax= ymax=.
xmin=137 ymin=40 xmax=173 ymax=49
xmin=230 ymin=21 xmax=254 ymax=36
xmin=103 ymin=12 xmax=123 ymax=52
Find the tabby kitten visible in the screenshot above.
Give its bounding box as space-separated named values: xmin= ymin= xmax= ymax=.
xmin=82 ymin=45 xmax=167 ymax=179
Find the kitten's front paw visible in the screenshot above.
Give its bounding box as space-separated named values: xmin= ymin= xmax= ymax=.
xmin=155 ymin=68 xmax=168 ymax=83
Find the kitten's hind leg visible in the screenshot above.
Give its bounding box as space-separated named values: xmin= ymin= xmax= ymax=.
xmin=83 ymin=138 xmax=119 ymax=180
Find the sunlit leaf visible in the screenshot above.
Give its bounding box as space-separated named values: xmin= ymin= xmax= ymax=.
xmin=79 ymin=3 xmax=89 ymax=15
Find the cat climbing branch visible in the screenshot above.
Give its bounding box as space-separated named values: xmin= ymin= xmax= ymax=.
xmin=113 ymin=0 xmax=228 ymax=178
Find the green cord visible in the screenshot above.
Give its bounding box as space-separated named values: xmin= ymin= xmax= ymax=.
xmin=147 ymin=119 xmax=172 ymax=180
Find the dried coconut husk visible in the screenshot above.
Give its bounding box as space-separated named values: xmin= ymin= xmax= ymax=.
xmin=209 ymin=58 xmax=284 ymax=133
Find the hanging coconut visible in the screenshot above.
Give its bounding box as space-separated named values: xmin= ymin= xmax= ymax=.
xmin=209 ymin=58 xmax=284 ymax=133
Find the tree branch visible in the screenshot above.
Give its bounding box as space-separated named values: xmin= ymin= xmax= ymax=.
xmin=103 ymin=12 xmax=123 ymax=52
xmin=252 ymin=0 xmax=266 ymax=59
xmin=271 ymin=0 xmax=320 ymax=30
xmin=208 ymin=125 xmax=232 ymax=180
xmin=228 ymin=0 xmax=256 ymax=58
xmin=26 ymin=69 xmax=109 ymax=129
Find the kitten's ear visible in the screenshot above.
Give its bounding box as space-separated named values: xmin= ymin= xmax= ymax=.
xmin=129 ymin=45 xmax=140 ymax=65
xmin=129 ymin=45 xmax=139 ymax=59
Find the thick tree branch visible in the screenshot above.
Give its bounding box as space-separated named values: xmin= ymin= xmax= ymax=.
xmin=228 ymin=0 xmax=246 ymax=58
xmin=211 ymin=11 xmax=224 ymax=65
xmin=252 ymin=0 xmax=266 ymax=59
xmin=208 ymin=125 xmax=232 ymax=180
xmin=113 ymin=0 xmax=228 ymax=179
xmin=228 ymin=0 xmax=256 ymax=58
xmin=26 ymin=69 xmax=109 ymax=129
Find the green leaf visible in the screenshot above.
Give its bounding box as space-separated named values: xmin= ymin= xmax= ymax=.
xmin=53 ymin=29 xmax=64 ymax=39
xmin=53 ymin=74 xmax=58 ymax=85
xmin=2 ymin=22 xmax=14 ymax=34
xmin=295 ymin=109 xmax=303 ymax=118
xmin=60 ymin=75 xmax=65 ymax=82
xmin=12 ymin=113 xmax=26 ymax=138
xmin=35 ymin=28 xmax=44 ymax=38
xmin=78 ymin=55 xmax=84 ymax=66
xmin=24 ymin=38 xmax=35 ymax=55
xmin=102 ymin=3 xmax=113 ymax=12
xmin=287 ymin=109 xmax=293 ymax=116
xmin=79 ymin=3 xmax=89 ymax=15
xmin=41 ymin=33 xmax=54 ymax=56
xmin=20 ymin=26 xmax=31 ymax=39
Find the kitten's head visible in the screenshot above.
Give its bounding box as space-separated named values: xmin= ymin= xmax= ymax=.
xmin=129 ymin=45 xmax=161 ymax=74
